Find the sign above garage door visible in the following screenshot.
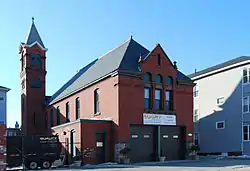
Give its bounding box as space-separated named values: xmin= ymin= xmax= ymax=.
xmin=143 ymin=113 xmax=176 ymax=125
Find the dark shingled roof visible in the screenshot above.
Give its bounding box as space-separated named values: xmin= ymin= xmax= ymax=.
xmin=188 ymin=56 xmax=250 ymax=79
xmin=25 ymin=21 xmax=45 ymax=48
xmin=48 ymin=38 xmax=191 ymax=105
xmin=0 ymin=86 xmax=10 ymax=91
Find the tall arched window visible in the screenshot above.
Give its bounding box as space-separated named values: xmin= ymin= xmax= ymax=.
xmin=75 ymin=98 xmax=80 ymax=120
xmin=66 ymin=102 xmax=70 ymax=123
xmin=167 ymin=76 xmax=173 ymax=85
xmin=144 ymin=72 xmax=152 ymax=82
xmin=57 ymin=106 xmax=60 ymax=125
xmin=156 ymin=74 xmax=163 ymax=83
xmin=94 ymin=88 xmax=100 ymax=114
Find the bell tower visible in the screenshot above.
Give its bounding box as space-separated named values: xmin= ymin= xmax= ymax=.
xmin=19 ymin=18 xmax=47 ymax=135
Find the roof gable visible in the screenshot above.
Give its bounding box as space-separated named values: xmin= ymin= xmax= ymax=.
xmin=48 ymin=38 xmax=192 ymax=105
xmin=142 ymin=44 xmax=175 ymax=69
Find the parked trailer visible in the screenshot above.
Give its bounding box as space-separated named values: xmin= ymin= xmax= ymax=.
xmin=6 ymin=135 xmax=61 ymax=170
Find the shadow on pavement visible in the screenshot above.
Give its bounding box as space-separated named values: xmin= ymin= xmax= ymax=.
xmin=52 ymin=158 xmax=250 ymax=170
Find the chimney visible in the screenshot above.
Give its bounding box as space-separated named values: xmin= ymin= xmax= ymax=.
xmin=173 ymin=61 xmax=178 ymax=69
xmin=15 ymin=121 xmax=19 ymax=128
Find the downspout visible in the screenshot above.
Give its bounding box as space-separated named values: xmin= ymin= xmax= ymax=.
xmin=241 ymin=79 xmax=244 ymax=155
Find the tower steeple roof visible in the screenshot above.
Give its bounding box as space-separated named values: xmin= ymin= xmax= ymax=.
xmin=24 ymin=17 xmax=46 ymax=49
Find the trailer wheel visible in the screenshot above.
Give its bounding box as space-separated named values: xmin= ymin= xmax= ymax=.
xmin=42 ymin=161 xmax=51 ymax=169
xmin=29 ymin=161 xmax=38 ymax=170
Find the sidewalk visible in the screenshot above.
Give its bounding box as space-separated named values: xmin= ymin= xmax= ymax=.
xmin=64 ymin=159 xmax=200 ymax=170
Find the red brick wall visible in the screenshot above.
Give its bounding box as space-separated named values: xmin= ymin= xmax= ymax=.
xmin=48 ymin=75 xmax=119 ymax=139
xmin=118 ymin=45 xmax=194 ymax=142
xmin=20 ymin=44 xmax=47 ymax=135
xmin=81 ymin=121 xmax=113 ymax=164
xmin=51 ymin=121 xmax=81 ymax=154
xmin=51 ymin=120 xmax=113 ymax=164
xmin=0 ymin=124 xmax=6 ymax=170
xmin=175 ymin=84 xmax=194 ymax=142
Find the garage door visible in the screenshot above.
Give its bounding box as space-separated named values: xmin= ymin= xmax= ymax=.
xmin=160 ymin=126 xmax=185 ymax=160
xmin=129 ymin=125 xmax=156 ymax=162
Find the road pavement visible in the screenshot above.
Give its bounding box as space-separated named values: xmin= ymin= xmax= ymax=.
xmin=47 ymin=159 xmax=250 ymax=171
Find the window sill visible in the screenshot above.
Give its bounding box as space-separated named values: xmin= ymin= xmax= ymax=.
xmin=243 ymin=82 xmax=250 ymax=86
xmin=144 ymin=109 xmax=175 ymax=114
xmin=94 ymin=112 xmax=101 ymax=116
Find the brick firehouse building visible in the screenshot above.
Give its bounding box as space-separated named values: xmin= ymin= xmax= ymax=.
xmin=20 ymin=20 xmax=194 ymax=164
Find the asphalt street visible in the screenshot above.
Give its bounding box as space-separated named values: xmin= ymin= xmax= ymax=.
xmin=39 ymin=159 xmax=250 ymax=171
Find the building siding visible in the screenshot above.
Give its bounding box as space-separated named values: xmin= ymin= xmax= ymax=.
xmin=193 ymin=64 xmax=248 ymax=154
xmin=0 ymin=90 xmax=8 ymax=170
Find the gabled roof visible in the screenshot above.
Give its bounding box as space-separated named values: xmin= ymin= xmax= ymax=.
xmin=188 ymin=56 xmax=250 ymax=79
xmin=48 ymin=37 xmax=192 ymax=105
xmin=23 ymin=19 xmax=46 ymax=49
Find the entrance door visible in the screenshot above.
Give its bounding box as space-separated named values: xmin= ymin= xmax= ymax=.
xmin=160 ymin=126 xmax=185 ymax=160
xmin=130 ymin=125 xmax=156 ymax=162
xmin=95 ymin=133 xmax=106 ymax=164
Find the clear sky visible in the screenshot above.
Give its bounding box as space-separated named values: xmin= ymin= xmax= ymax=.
xmin=1 ymin=1 xmax=250 ymax=127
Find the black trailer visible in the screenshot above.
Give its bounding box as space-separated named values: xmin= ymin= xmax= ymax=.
xmin=6 ymin=135 xmax=61 ymax=170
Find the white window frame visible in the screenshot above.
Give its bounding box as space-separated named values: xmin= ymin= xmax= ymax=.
xmin=242 ymin=97 xmax=250 ymax=114
xmin=194 ymin=132 xmax=200 ymax=145
xmin=193 ymin=109 xmax=199 ymax=122
xmin=243 ymin=68 xmax=250 ymax=84
xmin=193 ymin=84 xmax=199 ymax=97
xmin=243 ymin=125 xmax=250 ymax=141
xmin=216 ymin=121 xmax=225 ymax=129
xmin=217 ymin=97 xmax=224 ymax=105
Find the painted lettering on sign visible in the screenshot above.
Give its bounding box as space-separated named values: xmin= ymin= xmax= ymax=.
xmin=143 ymin=113 xmax=176 ymax=125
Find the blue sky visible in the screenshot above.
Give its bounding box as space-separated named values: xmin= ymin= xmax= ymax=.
xmin=1 ymin=1 xmax=250 ymax=127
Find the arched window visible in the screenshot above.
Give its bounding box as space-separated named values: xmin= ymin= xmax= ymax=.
xmin=75 ymin=98 xmax=80 ymax=120
xmin=70 ymin=129 xmax=76 ymax=157
xmin=56 ymin=106 xmax=60 ymax=125
xmin=167 ymin=76 xmax=173 ymax=85
xmin=156 ymin=74 xmax=163 ymax=83
xmin=94 ymin=88 xmax=100 ymax=114
xmin=66 ymin=102 xmax=70 ymax=123
xmin=144 ymin=72 xmax=152 ymax=82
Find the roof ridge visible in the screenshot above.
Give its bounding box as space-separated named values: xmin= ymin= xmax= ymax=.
xmin=98 ymin=37 xmax=132 ymax=59
xmin=189 ymin=56 xmax=250 ymax=78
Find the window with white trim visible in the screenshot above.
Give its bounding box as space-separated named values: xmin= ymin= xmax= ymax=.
xmin=243 ymin=68 xmax=250 ymax=84
xmin=243 ymin=97 xmax=250 ymax=113
xmin=193 ymin=109 xmax=199 ymax=122
xmin=216 ymin=121 xmax=225 ymax=129
xmin=194 ymin=133 xmax=199 ymax=145
xmin=193 ymin=84 xmax=199 ymax=97
xmin=217 ymin=97 xmax=224 ymax=105
xmin=243 ymin=125 xmax=250 ymax=141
